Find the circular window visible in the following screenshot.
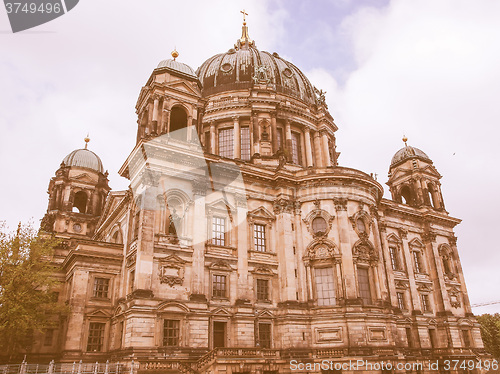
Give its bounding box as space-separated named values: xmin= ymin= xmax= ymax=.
xmin=73 ymin=223 xmax=82 ymax=233
xmin=221 ymin=63 xmax=233 ymax=73
xmin=283 ymin=68 xmax=293 ymax=78
xmin=312 ymin=217 xmax=327 ymax=236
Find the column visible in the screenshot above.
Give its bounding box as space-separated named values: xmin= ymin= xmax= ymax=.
xmin=334 ymin=198 xmax=357 ymax=299
xmin=210 ymin=122 xmax=216 ymax=154
xmin=271 ymin=113 xmax=278 ymax=153
xmin=303 ymin=127 xmax=313 ymax=167
xmin=191 ymin=183 xmax=207 ymax=297
xmin=233 ymin=116 xmax=241 ymax=159
xmin=152 ymin=96 xmax=159 ymax=134
xmin=424 ymin=232 xmax=452 ymax=313
xmin=236 ymin=195 xmax=249 ymax=300
xmin=187 ymin=115 xmax=193 ymax=142
xmin=313 ymin=131 xmax=323 ymax=168
xmin=321 ymin=131 xmax=331 ymax=167
xmin=161 ymin=101 xmax=169 ymax=134
xmin=285 ymin=120 xmax=292 ymax=162
xmin=377 ymin=224 xmax=398 ymax=306
xmin=253 ymin=113 xmax=260 ymax=155
xmin=400 ymin=229 xmax=421 ymax=311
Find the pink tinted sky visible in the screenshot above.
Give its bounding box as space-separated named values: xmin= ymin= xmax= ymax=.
xmin=0 ymin=0 xmax=499 ymax=313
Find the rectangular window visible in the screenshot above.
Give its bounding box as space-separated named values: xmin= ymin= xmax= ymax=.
xmin=86 ymin=322 xmax=105 ymax=352
xmin=93 ymin=277 xmax=110 ymax=298
xmin=256 ymin=279 xmax=269 ymax=301
xmin=462 ymin=329 xmax=472 ymax=347
xmin=212 ymin=216 xmax=226 ymax=246
xmin=315 ymin=267 xmax=336 ymax=306
xmin=204 ymin=131 xmax=211 ymax=151
xmin=277 ymin=128 xmax=283 ymax=149
xmin=421 ymin=294 xmax=431 ymax=312
xmin=429 ymin=328 xmax=437 ymax=348
xmin=163 ymin=320 xmax=180 ymax=347
xmin=218 ymin=128 xmax=233 ymax=158
xmin=129 ymin=270 xmax=135 ymax=294
xmin=357 ymin=267 xmax=372 ymax=305
xmin=405 ymin=327 xmax=414 ymax=348
xmin=240 ymin=127 xmax=251 ymax=160
xmin=212 ymin=274 xmax=227 ymax=298
xmin=389 ymin=246 xmax=400 ymax=270
xmin=397 ymin=292 xmax=406 ymax=310
xmin=413 ymin=251 xmax=423 ymax=273
xmin=213 ymin=321 xmax=226 ymax=348
xmin=43 ymin=329 xmax=54 ymax=346
xmin=254 ymin=223 xmax=266 ymax=252
xmin=259 ymin=323 xmax=272 ymax=348
xmin=291 ymin=132 xmax=301 ymax=165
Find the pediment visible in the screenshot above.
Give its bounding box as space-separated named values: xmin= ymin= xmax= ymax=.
xmin=208 ymin=260 xmax=233 ymax=271
xmin=157 ymin=301 xmax=190 ymax=314
xmin=212 ymin=307 xmax=232 ymax=316
xmin=88 ymin=309 xmax=111 ymax=318
xmin=71 ymin=172 xmax=97 ymax=184
xmin=248 ymin=206 xmax=275 ymax=221
xmin=164 ymin=80 xmax=200 ymax=96
xmin=258 ymin=309 xmax=274 ymax=318
xmin=409 ymin=237 xmax=425 ymax=248
xmin=386 ymin=232 xmax=402 ymax=243
xmin=206 ymin=197 xmax=235 ymax=213
xmin=159 ymin=254 xmax=187 ymax=265
xmin=420 ymin=164 xmax=441 ymax=178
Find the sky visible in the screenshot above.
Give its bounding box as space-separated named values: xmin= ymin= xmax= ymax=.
xmin=0 ymin=0 xmax=499 ymax=314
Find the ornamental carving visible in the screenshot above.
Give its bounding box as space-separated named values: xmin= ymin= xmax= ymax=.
xmin=349 ymin=209 xmax=373 ymax=238
xmin=304 ymin=239 xmax=338 ymax=261
xmin=448 ymin=286 xmax=461 ymax=308
xmin=192 ymin=179 xmax=208 ymax=196
xmin=303 ymin=203 xmax=334 ymax=238
xmin=422 ymin=231 xmax=437 ymax=243
xmin=352 ymin=240 xmax=378 ymax=264
xmin=273 ymin=198 xmax=295 ymax=214
xmin=417 ymin=283 xmax=433 ymax=292
xmin=398 ymin=228 xmax=408 ymax=240
xmin=158 ymin=255 xmax=186 ymax=287
xmin=253 ymin=65 xmax=271 ymax=84
xmin=395 ymin=280 xmax=409 ymax=290
xmin=333 ymin=198 xmax=347 ymax=211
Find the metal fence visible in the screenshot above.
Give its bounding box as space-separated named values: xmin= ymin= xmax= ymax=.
xmin=0 ymin=361 xmax=136 ymax=374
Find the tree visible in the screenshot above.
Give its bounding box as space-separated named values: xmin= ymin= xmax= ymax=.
xmin=477 ymin=313 xmax=500 ymax=359
xmin=0 ymin=222 xmax=67 ymax=360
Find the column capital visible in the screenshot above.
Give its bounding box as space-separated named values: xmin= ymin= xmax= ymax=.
xmin=232 ymin=115 xmax=239 ymax=122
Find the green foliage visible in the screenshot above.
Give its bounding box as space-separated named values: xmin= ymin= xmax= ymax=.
xmin=477 ymin=313 xmax=500 ymax=359
xmin=0 ymin=222 xmax=67 ymax=355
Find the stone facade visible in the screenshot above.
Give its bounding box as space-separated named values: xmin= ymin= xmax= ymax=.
xmin=30 ymin=22 xmax=486 ymax=374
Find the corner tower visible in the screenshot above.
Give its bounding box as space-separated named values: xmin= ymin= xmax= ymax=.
xmin=41 ymin=137 xmax=110 ymax=237
xmin=387 ymin=137 xmax=446 ymax=211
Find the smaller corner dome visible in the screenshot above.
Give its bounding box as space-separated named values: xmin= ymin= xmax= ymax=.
xmin=62 ymin=148 xmax=104 ymax=173
xmin=391 ymin=145 xmax=431 ymax=167
xmin=156 ymin=59 xmax=197 ymax=78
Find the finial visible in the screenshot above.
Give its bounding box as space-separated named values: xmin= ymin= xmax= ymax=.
xmin=84 ymin=134 xmax=90 ymax=149
xmin=240 ymin=9 xmax=248 ymax=25
xmin=171 ymin=48 xmax=179 ymax=61
xmin=402 ymin=135 xmax=408 ymax=147
xmin=237 ymin=9 xmax=253 ymax=48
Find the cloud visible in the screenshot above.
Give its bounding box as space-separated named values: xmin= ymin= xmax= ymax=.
xmin=309 ymin=0 xmax=500 ymax=309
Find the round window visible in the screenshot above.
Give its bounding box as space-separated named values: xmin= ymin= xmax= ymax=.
xmin=356 ymin=218 xmax=366 ymax=233
xmin=221 ymin=63 xmax=233 ymax=73
xmin=283 ymin=68 xmax=293 ymax=78
xmin=312 ymin=217 xmax=327 ymax=236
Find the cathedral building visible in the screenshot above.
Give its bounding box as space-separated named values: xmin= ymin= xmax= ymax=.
xmin=32 ymin=18 xmax=485 ymax=374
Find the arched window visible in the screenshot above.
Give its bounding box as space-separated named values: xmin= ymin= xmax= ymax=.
xmin=73 ymin=191 xmax=87 ymax=213
xmin=111 ymin=229 xmax=123 ymax=244
xmin=170 ymin=106 xmax=188 ymax=141
xmin=400 ymin=185 xmax=412 ymax=205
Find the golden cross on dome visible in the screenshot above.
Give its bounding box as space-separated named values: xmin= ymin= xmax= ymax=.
xmin=240 ymin=9 xmax=248 ymax=24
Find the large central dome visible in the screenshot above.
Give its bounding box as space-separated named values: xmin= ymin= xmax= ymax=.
xmin=196 ymin=32 xmax=316 ymax=104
